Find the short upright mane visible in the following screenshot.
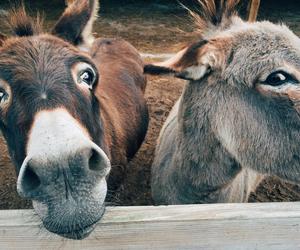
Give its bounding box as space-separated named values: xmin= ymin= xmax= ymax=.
xmin=4 ymin=6 xmax=43 ymax=37
xmin=187 ymin=0 xmax=241 ymax=37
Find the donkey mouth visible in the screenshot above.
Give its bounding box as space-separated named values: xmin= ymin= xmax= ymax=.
xmin=60 ymin=221 xmax=97 ymax=240
xmin=45 ymin=206 xmax=105 ymax=240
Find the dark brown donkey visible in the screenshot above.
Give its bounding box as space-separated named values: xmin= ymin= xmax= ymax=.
xmin=0 ymin=0 xmax=148 ymax=239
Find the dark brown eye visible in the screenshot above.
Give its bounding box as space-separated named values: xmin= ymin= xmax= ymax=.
xmin=0 ymin=89 xmax=8 ymax=104
xmin=264 ymin=71 xmax=297 ymax=86
xmin=78 ymin=67 xmax=96 ymax=89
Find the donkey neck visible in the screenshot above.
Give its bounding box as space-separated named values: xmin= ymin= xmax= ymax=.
xmin=176 ymin=81 xmax=220 ymax=163
xmin=174 ymin=81 xmax=254 ymax=202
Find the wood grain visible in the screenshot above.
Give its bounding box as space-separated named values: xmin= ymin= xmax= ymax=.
xmin=0 ymin=202 xmax=300 ymax=249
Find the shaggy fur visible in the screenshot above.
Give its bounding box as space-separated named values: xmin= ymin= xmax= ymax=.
xmin=145 ymin=0 xmax=300 ymax=204
xmin=0 ymin=0 xmax=148 ymax=239
xmin=4 ymin=6 xmax=43 ymax=37
xmin=186 ymin=0 xmax=241 ymax=38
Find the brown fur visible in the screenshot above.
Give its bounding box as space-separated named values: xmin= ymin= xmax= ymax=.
xmin=0 ymin=134 xmax=11 ymax=169
xmin=0 ymin=34 xmax=6 ymax=46
xmin=0 ymin=35 xmax=148 ymax=192
xmin=5 ymin=6 xmax=43 ymax=37
xmin=66 ymin=0 xmax=77 ymax=5
xmin=52 ymin=0 xmax=99 ymax=45
xmin=91 ymin=38 xmax=149 ymax=187
xmin=0 ymin=0 xmax=148 ymax=239
xmin=92 ymin=39 xmax=147 ymax=160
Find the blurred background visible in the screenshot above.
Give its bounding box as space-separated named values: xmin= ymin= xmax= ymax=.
xmin=0 ymin=0 xmax=300 ymax=208
xmin=0 ymin=0 xmax=300 ymax=53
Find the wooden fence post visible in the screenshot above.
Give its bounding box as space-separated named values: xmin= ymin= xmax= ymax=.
xmin=248 ymin=0 xmax=261 ymax=22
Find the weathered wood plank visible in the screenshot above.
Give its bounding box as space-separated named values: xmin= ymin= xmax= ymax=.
xmin=0 ymin=202 xmax=300 ymax=249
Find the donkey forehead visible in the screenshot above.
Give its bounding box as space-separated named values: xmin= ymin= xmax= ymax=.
xmin=0 ymin=36 xmax=94 ymax=111
xmin=0 ymin=36 xmax=86 ymax=75
xmin=225 ymin=21 xmax=300 ymax=53
xmin=213 ymin=21 xmax=300 ymax=68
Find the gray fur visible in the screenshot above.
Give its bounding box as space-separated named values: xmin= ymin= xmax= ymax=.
xmin=151 ymin=13 xmax=300 ymax=204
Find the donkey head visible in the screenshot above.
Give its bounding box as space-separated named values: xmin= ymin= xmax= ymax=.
xmin=0 ymin=1 xmax=110 ymax=239
xmin=145 ymin=1 xmax=300 ymax=183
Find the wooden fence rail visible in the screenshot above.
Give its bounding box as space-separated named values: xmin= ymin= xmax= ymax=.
xmin=0 ymin=202 xmax=300 ymax=249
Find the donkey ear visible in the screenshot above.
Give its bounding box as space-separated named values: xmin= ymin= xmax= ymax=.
xmin=52 ymin=0 xmax=99 ymax=47
xmin=144 ymin=40 xmax=225 ymax=81
xmin=0 ymin=33 xmax=7 ymax=46
xmin=65 ymin=0 xmax=77 ymax=5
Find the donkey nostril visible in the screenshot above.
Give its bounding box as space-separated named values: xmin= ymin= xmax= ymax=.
xmin=21 ymin=165 xmax=41 ymax=194
xmin=88 ymin=149 xmax=104 ymax=171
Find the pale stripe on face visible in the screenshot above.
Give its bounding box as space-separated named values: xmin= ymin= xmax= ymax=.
xmin=26 ymin=108 xmax=109 ymax=165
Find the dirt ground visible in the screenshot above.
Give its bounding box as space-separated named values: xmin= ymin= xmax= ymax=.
xmin=1 ymin=1 xmax=300 ymax=209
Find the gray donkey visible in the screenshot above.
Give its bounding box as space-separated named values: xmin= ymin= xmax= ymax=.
xmin=144 ymin=0 xmax=300 ymax=204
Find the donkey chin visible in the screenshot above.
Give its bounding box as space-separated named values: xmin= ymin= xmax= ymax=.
xmin=32 ymin=179 xmax=107 ymax=240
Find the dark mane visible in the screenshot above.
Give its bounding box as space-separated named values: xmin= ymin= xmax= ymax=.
xmin=4 ymin=5 xmax=43 ymax=37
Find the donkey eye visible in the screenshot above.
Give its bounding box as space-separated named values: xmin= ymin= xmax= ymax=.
xmin=78 ymin=68 xmax=96 ymax=89
xmin=72 ymin=62 xmax=98 ymax=91
xmin=264 ymin=71 xmax=297 ymax=86
xmin=79 ymin=69 xmax=95 ymax=86
xmin=0 ymin=89 xmax=8 ymax=104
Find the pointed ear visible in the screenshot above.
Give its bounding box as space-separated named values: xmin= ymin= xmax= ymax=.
xmin=0 ymin=33 xmax=7 ymax=47
xmin=52 ymin=0 xmax=99 ymax=47
xmin=144 ymin=39 xmax=227 ymax=81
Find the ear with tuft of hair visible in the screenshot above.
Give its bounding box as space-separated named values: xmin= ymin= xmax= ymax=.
xmin=144 ymin=65 xmax=177 ymax=76
xmin=144 ymin=63 xmax=210 ymax=81
xmin=185 ymin=0 xmax=241 ymax=37
xmin=144 ymin=40 xmax=214 ymax=81
xmin=5 ymin=6 xmax=43 ymax=37
xmin=144 ymin=37 xmax=232 ymax=81
xmin=52 ymin=0 xmax=99 ymax=47
xmin=0 ymin=33 xmax=7 ymax=46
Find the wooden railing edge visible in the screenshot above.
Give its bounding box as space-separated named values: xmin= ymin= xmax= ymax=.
xmin=0 ymin=202 xmax=300 ymax=249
